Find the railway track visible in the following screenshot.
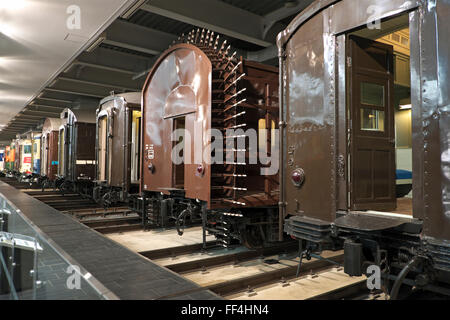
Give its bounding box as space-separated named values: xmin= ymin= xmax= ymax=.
xmin=137 ymin=237 xmax=379 ymax=300
xmin=0 ymin=179 xmax=145 ymax=234
xmin=137 ymin=240 xmax=371 ymax=299
xmin=0 ymin=177 xmax=40 ymax=189
xmin=1 ymin=178 xmax=378 ymax=299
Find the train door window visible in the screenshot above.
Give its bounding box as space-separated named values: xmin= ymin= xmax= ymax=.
xmin=172 ymin=117 xmax=185 ymax=189
xmin=43 ymin=135 xmax=48 ymax=175
xmin=258 ymin=118 xmax=267 ymax=152
xmin=59 ymin=128 xmax=65 ymax=176
xmin=98 ymin=116 xmax=107 ymax=181
xmin=131 ymin=110 xmax=142 ymax=184
xmin=258 ymin=119 xmax=277 ymax=152
xmin=347 ymin=15 xmax=412 ymax=216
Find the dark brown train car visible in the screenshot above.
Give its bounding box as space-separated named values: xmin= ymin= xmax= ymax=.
xmin=58 ymin=108 xmax=96 ymax=191
xmin=279 ymin=0 xmax=450 ymax=296
xmin=140 ymin=31 xmax=279 ymax=247
xmin=94 ymin=92 xmax=141 ymax=205
xmin=41 ymin=118 xmax=62 ymax=181
xmin=13 ymin=137 xmax=20 ymax=172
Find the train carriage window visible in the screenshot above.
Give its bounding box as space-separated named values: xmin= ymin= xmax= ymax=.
xmin=258 ymin=118 xmax=267 ymax=152
xmin=59 ymin=129 xmax=65 ymax=176
xmin=173 ymin=117 xmax=185 ymax=189
xmin=98 ymin=116 xmax=108 ymax=181
xmin=271 ymin=120 xmax=276 ymax=148
xmin=360 ymin=109 xmax=385 ymax=131
xmin=361 ymin=82 xmax=385 ymax=107
xmin=42 ymin=136 xmax=47 ymax=175
xmin=131 ymin=110 xmax=142 ymax=184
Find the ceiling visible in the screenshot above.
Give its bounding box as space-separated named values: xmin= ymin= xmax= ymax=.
xmin=0 ymin=0 xmax=314 ymax=146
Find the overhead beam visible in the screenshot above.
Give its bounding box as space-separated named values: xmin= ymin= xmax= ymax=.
xmin=13 ymin=114 xmax=51 ymax=119
xmin=44 ymin=88 xmax=105 ymax=99
xmin=246 ymin=45 xmax=278 ymax=63
xmin=104 ymin=20 xmax=177 ymax=56
xmin=71 ymin=61 xmax=136 ymax=75
xmin=25 ymin=107 xmax=64 ymax=115
xmin=103 ymin=39 xmax=159 ymax=55
xmin=58 ymin=76 xmax=140 ymax=92
xmin=8 ymin=119 xmax=38 ymax=124
xmin=29 ymin=103 xmax=67 ymax=110
xmin=6 ymin=125 xmax=34 ymax=129
xmin=73 ymin=47 xmax=152 ymax=75
xmin=35 ymin=96 xmax=73 ymax=104
xmin=141 ymin=0 xmax=272 ymax=47
xmin=263 ymin=1 xmax=313 ymax=25
xmin=22 ymin=110 xmax=61 ymax=117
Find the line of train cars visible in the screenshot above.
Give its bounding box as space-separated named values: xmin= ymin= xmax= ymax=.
xmin=2 ymin=132 xmax=42 ymax=181
xmin=1 ymin=0 xmax=449 ymax=297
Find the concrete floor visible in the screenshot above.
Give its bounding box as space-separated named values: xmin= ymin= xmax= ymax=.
xmin=183 ymin=251 xmax=342 ymax=287
xmin=227 ymin=268 xmax=366 ymax=300
xmin=154 ymin=245 xmax=250 ymax=267
xmin=105 ymin=226 xmax=215 ymax=252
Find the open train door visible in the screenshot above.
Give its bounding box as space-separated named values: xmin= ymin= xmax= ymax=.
xmin=348 ymin=35 xmax=396 ymax=211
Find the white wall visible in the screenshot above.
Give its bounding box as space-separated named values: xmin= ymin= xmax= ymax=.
xmin=396 ymin=148 xmax=412 ymax=171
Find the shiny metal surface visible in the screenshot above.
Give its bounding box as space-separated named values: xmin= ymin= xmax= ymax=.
xmin=283 ymin=11 xmax=335 ymax=222
xmin=96 ymin=92 xmax=141 ymax=189
xmin=141 ymin=43 xmax=212 ymax=202
xmin=278 ymin=0 xmax=450 ymax=240
xmin=59 ymin=108 xmax=96 ymax=181
xmin=141 ymin=37 xmax=279 ymax=210
xmin=41 ymin=118 xmax=62 ymax=179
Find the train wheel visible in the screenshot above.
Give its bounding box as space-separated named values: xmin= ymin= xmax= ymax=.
xmin=241 ymin=225 xmax=264 ymax=249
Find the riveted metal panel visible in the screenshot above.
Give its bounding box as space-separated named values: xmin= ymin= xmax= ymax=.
xmin=283 ymin=12 xmax=337 ymax=222
xmin=141 ymin=44 xmax=212 ymax=202
xmin=418 ymin=0 xmax=450 ymax=240
xmin=96 ymin=93 xmax=140 ymax=189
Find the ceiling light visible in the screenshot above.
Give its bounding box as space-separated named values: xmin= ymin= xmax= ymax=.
xmin=400 ymin=104 xmax=412 ymax=110
xmin=284 ymin=0 xmax=298 ymax=8
xmin=0 ymin=23 xmax=15 ymax=37
xmin=121 ymin=0 xmax=146 ymax=19
xmin=86 ymin=33 xmax=106 ymax=52
xmin=0 ymin=0 xmax=26 ymax=10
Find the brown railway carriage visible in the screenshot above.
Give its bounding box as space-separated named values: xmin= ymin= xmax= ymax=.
xmin=279 ymin=0 xmax=450 ymax=296
xmin=13 ymin=137 xmax=20 ymax=172
xmin=140 ymin=33 xmax=279 ymax=247
xmin=41 ymin=118 xmax=62 ymax=181
xmin=94 ymin=92 xmax=141 ymax=206
xmin=58 ymin=108 xmax=96 ymax=192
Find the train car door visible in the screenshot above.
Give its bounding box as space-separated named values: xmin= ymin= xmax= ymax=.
xmin=172 ymin=117 xmax=185 ymax=189
xmin=58 ymin=129 xmax=65 ymax=176
xmin=131 ymin=111 xmax=141 ymax=184
xmin=98 ymin=116 xmax=108 ymax=181
xmin=348 ymin=35 xmax=396 ymax=211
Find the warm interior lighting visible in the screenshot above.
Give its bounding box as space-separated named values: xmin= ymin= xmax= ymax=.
xmin=400 ymin=104 xmax=412 ymax=110
xmin=0 ymin=0 xmax=26 ymax=10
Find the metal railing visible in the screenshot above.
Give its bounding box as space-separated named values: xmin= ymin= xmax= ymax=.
xmin=0 ymin=194 xmax=116 ymax=300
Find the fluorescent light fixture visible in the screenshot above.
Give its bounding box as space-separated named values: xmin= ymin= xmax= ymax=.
xmin=121 ymin=0 xmax=146 ymax=19
xmin=284 ymin=0 xmax=298 ymax=8
xmin=86 ymin=33 xmax=106 ymax=53
xmin=400 ymin=104 xmax=412 ymax=110
xmin=0 ymin=0 xmax=26 ymax=10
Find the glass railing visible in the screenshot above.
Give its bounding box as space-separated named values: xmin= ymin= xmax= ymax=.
xmin=0 ymin=194 xmax=113 ymax=300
